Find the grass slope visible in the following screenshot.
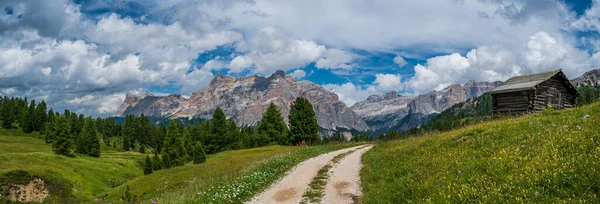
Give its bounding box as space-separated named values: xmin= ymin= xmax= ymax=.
xmin=104 ymin=143 xmax=362 ymax=203
xmin=0 ymin=128 xmax=363 ymax=203
xmin=0 ymin=129 xmax=144 ymax=203
xmin=362 ymin=102 xmax=600 ymax=203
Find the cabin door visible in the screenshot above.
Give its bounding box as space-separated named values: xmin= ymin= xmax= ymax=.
xmin=544 ymin=87 xmax=563 ymax=108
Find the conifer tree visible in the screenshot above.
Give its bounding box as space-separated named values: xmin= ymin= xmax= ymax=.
xmin=52 ymin=116 xmax=74 ymax=157
xmin=35 ymin=101 xmax=47 ymax=132
xmin=77 ymin=117 xmax=101 ymax=157
xmin=122 ymin=114 xmax=136 ymax=151
xmin=162 ymin=120 xmax=184 ymax=168
xmin=23 ymin=100 xmax=36 ymax=133
xmin=139 ymin=144 xmax=146 ymax=154
xmin=152 ymin=152 xmax=162 ymax=170
xmin=193 ymin=142 xmax=207 ymax=164
xmin=211 ymin=107 xmax=228 ymax=137
xmin=258 ymin=102 xmax=288 ymax=145
xmin=1 ymin=96 xmax=14 ymax=129
xmin=288 ymin=97 xmax=320 ymax=145
xmin=144 ymin=155 xmax=153 ymax=175
xmin=227 ymin=120 xmax=240 ymax=150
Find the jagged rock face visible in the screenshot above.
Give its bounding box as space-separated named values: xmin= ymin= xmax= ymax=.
xmin=116 ymin=93 xmax=186 ymax=117
xmin=351 ymin=80 xmax=502 ymax=132
xmin=571 ymin=69 xmax=600 ymax=87
xmin=115 ymin=70 xmax=368 ymax=131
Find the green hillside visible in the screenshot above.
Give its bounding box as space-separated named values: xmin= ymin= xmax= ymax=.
xmin=0 ymin=129 xmax=143 ymax=203
xmin=361 ymin=102 xmax=600 ymax=202
xmin=0 ymin=128 xmax=361 ymax=203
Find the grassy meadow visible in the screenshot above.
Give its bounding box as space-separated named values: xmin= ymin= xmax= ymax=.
xmin=361 ymin=102 xmax=600 ymax=203
xmin=0 ymin=127 xmax=363 ymax=203
xmin=0 ymin=128 xmax=144 ymax=203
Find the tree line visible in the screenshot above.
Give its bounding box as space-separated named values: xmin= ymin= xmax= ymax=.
xmin=1 ymin=95 xmax=341 ymax=174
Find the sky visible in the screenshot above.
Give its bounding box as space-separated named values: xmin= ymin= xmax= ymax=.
xmin=1 ymin=0 xmax=600 ymax=117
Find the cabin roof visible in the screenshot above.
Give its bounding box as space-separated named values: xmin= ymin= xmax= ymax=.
xmin=488 ymin=69 xmax=563 ymax=94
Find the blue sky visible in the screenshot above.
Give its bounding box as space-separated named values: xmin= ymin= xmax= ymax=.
xmin=1 ymin=0 xmax=599 ymax=116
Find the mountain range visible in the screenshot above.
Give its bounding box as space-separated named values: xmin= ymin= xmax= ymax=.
xmin=350 ymin=80 xmax=502 ymax=133
xmin=116 ymin=70 xmax=368 ymax=132
xmin=116 ymin=69 xmax=599 ymax=135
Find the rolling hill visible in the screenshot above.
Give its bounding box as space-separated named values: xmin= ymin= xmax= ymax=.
xmin=361 ymin=101 xmax=600 ymax=202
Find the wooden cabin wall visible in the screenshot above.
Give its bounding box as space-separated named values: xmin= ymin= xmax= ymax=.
xmin=492 ymin=91 xmax=530 ymax=114
xmin=534 ymin=74 xmax=577 ymax=111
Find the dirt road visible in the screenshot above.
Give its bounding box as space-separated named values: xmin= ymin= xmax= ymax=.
xmin=246 ymin=145 xmax=366 ymax=204
xmin=321 ymin=145 xmax=373 ymax=204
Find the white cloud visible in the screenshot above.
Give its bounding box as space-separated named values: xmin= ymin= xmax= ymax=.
xmin=229 ymin=55 xmax=253 ymax=73
xmin=201 ymin=57 xmax=227 ymax=71
xmin=315 ymin=49 xmax=355 ymax=69
xmin=393 ymin=55 xmax=407 ymax=67
xmin=374 ymin=74 xmax=402 ymax=91
xmin=324 ymin=83 xmax=378 ymax=106
xmin=289 ymin=69 xmax=307 ymax=79
xmin=86 ymin=13 xmax=242 ymax=78
xmin=179 ymin=69 xmax=215 ymax=95
xmin=523 ymin=31 xmax=591 ymax=77
xmin=325 ymin=73 xmax=403 ymax=106
xmin=98 ymin=93 xmax=126 ymax=115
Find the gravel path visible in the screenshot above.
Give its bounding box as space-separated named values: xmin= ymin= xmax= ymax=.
xmin=246 ymin=145 xmax=366 ymax=204
xmin=321 ymin=145 xmax=373 ymax=204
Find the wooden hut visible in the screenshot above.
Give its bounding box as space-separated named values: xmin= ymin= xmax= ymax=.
xmin=488 ymin=69 xmax=580 ymax=114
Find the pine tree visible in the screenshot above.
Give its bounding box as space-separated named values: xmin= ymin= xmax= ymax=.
xmin=152 ymin=152 xmax=163 ymax=170
xmin=35 ymin=101 xmax=47 ymax=132
xmin=258 ymin=102 xmax=288 ymax=145
xmin=23 ymin=100 xmax=36 ymax=133
xmin=162 ymin=120 xmax=184 ymax=168
xmin=139 ymin=144 xmax=146 ymax=154
xmin=211 ymin=107 xmax=228 ymax=137
xmin=122 ymin=114 xmax=136 ymax=151
xmin=288 ymin=97 xmax=320 ymax=145
xmin=208 ymin=107 xmax=228 ymax=153
xmin=227 ymin=120 xmax=240 ymax=150
xmin=193 ymin=142 xmax=207 ymax=164
xmin=52 ymin=116 xmax=74 ymax=157
xmin=144 ymin=155 xmax=153 ymax=175
xmin=1 ymin=96 xmax=14 ymax=129
xmin=77 ymin=117 xmax=101 ymax=157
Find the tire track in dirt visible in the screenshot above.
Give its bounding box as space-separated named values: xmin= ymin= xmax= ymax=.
xmin=321 ymin=145 xmax=373 ymax=204
xmin=246 ymin=145 xmax=366 ymax=204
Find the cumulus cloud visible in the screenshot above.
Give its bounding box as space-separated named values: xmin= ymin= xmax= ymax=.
xmin=289 ymin=69 xmax=307 ymax=79
xmin=323 ymin=83 xmax=378 ymax=107
xmin=315 ymin=49 xmax=355 ymax=69
xmin=2 ymin=0 xmax=599 ymax=116
xmin=393 ymin=55 xmax=408 ymax=67
xmin=325 ymin=73 xmax=403 ymax=106
xmin=523 ymin=31 xmax=591 ymax=77
xmin=0 ymin=0 xmax=84 ymax=38
xmin=406 ymin=31 xmax=593 ymax=94
xmin=374 ymin=74 xmax=402 ymax=90
xmin=86 ymin=13 xmax=242 ymax=77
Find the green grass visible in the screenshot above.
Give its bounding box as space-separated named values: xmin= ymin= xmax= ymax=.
xmin=0 ymin=126 xmax=365 ymax=203
xmin=0 ymin=131 xmax=145 ymax=203
xmin=137 ymin=143 xmax=362 ymax=203
xmin=361 ymin=102 xmax=600 ymax=203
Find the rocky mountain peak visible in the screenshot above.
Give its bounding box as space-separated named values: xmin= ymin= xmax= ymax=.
xmin=384 ymin=91 xmax=401 ymax=99
xmin=351 ymin=81 xmax=501 ymax=133
xmin=270 ymin=70 xmax=286 ymax=78
xmin=210 ymin=74 xmax=235 ymax=86
xmin=571 ymin=69 xmax=600 ymax=87
xmin=116 ymin=72 xmax=368 ymax=132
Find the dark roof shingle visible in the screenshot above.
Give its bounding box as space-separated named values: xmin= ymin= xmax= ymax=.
xmin=488 ymin=69 xmax=561 ymax=94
